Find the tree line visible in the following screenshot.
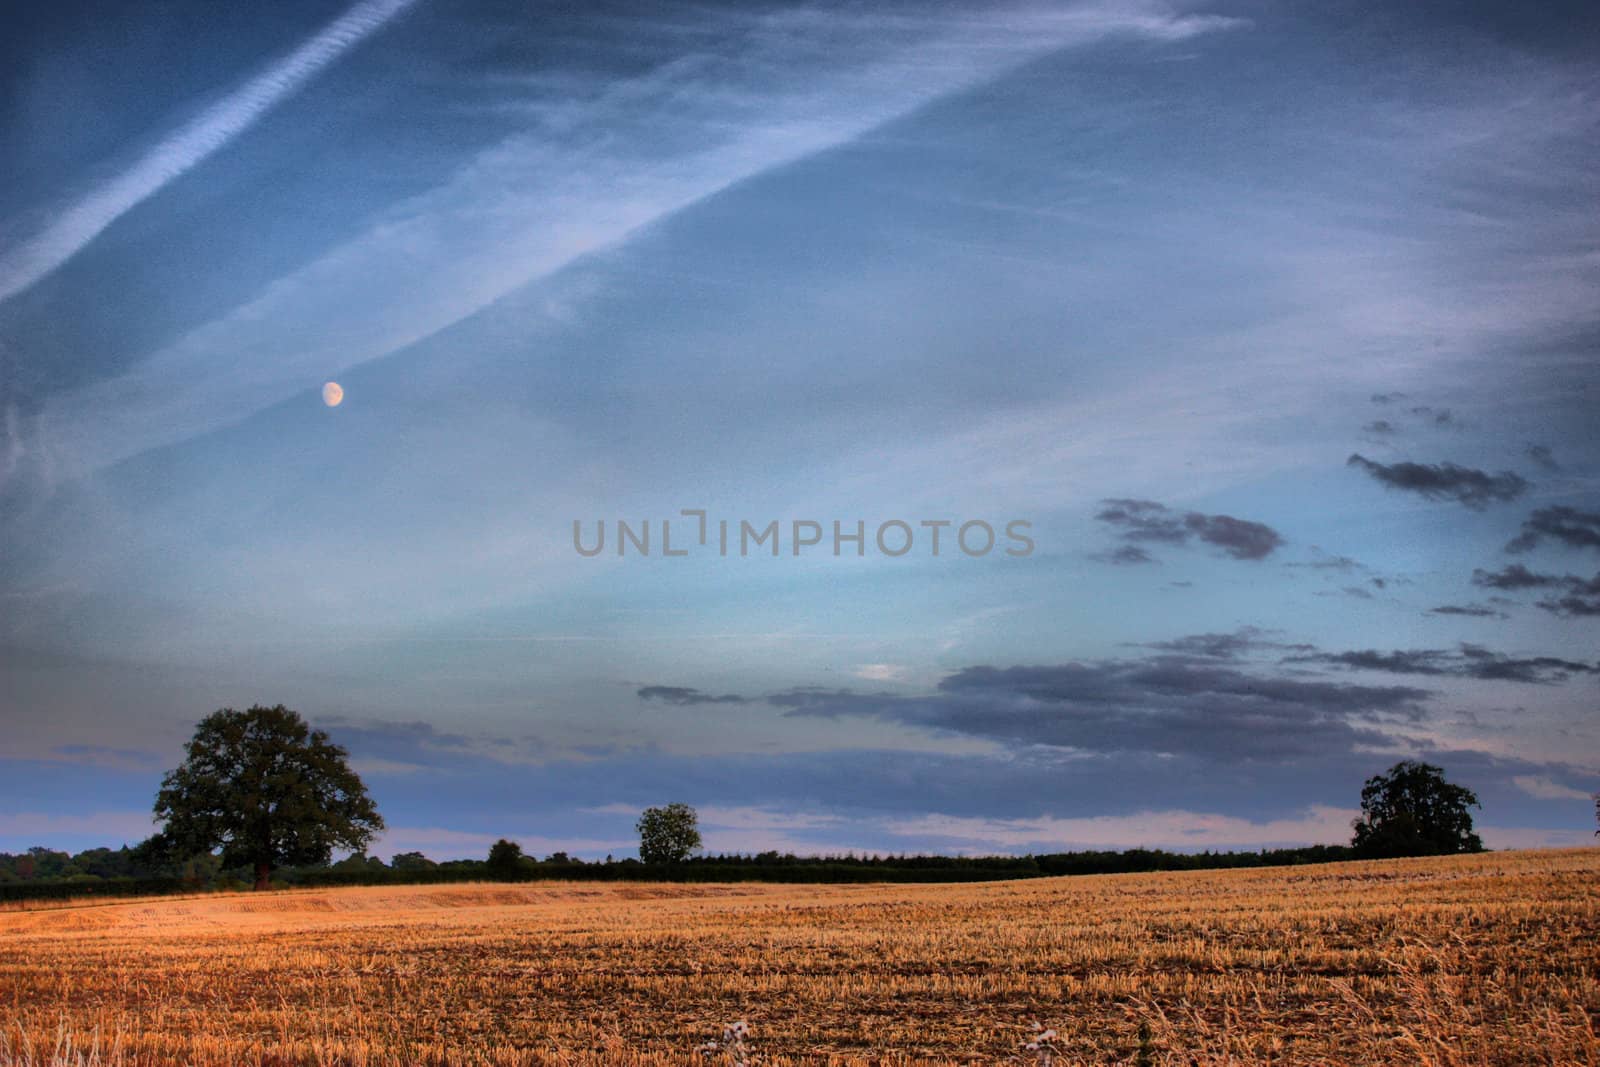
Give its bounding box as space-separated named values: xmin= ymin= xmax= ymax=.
xmin=0 ymin=703 xmax=1543 ymax=903
xmin=0 ymin=839 xmax=1370 ymax=902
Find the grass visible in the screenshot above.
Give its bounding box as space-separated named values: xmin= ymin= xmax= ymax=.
xmin=1 ymin=849 xmax=1595 ymax=1064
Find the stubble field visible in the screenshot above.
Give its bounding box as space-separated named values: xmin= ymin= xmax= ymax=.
xmin=1 ymin=849 xmax=1596 ymax=1065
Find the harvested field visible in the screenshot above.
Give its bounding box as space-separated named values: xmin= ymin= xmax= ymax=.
xmin=2 ymin=849 xmax=1596 ymax=1064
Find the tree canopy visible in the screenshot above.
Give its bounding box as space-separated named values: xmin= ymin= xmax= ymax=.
xmin=637 ymin=802 xmax=702 ymax=863
xmin=1351 ymin=760 xmax=1482 ymax=858
xmin=151 ymin=705 xmax=383 ymax=889
xmin=486 ymin=838 xmax=525 ymax=875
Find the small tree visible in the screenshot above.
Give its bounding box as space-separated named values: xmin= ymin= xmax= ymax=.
xmin=486 ymin=838 xmax=525 ymax=877
xmin=151 ymin=705 xmax=383 ymax=890
xmin=1351 ymin=760 xmax=1482 ymax=858
xmin=637 ymin=802 xmax=702 ymax=863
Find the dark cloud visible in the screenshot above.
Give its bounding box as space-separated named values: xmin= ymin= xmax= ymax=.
xmin=1290 ymin=553 xmax=1363 ymax=571
xmin=314 ymin=717 xmax=503 ymax=765
xmin=1091 ymin=544 xmax=1157 ymax=565
xmin=316 ymin=716 xmax=645 ymax=769
xmin=1370 ymin=392 xmax=1407 ymax=404
xmin=1346 ymin=454 xmax=1528 ymax=509
xmin=1473 ymin=563 xmax=1600 ymax=619
xmin=1409 ymin=405 xmax=1455 ymax=426
xmin=1096 ymin=499 xmax=1190 ymax=544
xmin=1538 ymin=573 xmax=1600 ymax=618
xmin=637 ymin=685 xmax=748 ymax=705
xmin=775 ymin=653 xmax=1428 ymax=763
xmin=1096 ymin=499 xmax=1284 ymax=560
xmin=1141 ymin=628 xmax=1311 ymax=660
xmin=1364 ymin=419 xmax=1397 ymax=435
xmin=1455 ymin=644 xmax=1598 ymax=683
xmin=1539 ymin=595 xmax=1600 ymax=618
xmin=1294 ymin=649 xmax=1454 ymax=676
xmin=1506 ymin=506 xmax=1600 ymax=553
xmin=1184 ymin=513 xmax=1285 ymax=560
xmin=1525 ymin=444 xmax=1560 ymax=472
xmin=1428 ymin=604 xmax=1509 ymax=620
xmin=1473 ymin=563 xmax=1563 ymax=590
xmin=750 ymin=628 xmax=1594 ymax=772
xmin=1289 ymin=644 xmax=1598 ymax=685
xmin=319 ymin=717 xmax=481 ymax=749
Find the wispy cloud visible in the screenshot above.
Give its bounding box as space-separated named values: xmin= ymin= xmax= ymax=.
xmin=1511 ymin=774 xmax=1592 ymax=802
xmin=28 ymin=3 xmax=1240 ymax=480
xmin=611 ymin=803 xmax=1363 ymax=854
xmin=0 ymin=0 xmax=420 ymax=306
xmin=0 ymin=810 xmax=157 ymax=846
xmin=879 ymin=805 xmax=1360 ymax=852
xmin=369 ymin=825 xmax=632 ymax=860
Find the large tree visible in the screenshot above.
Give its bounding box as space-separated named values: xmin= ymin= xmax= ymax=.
xmin=636 ymin=802 xmax=702 ymax=863
xmin=152 ymin=705 xmax=383 ymax=890
xmin=1351 ymin=760 xmax=1483 ymax=859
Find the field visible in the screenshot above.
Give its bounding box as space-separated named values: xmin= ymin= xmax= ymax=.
xmin=1 ymin=849 xmax=1596 ymax=1065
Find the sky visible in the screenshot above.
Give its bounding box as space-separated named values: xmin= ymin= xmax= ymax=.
xmin=2 ymin=0 xmax=1598 ymax=862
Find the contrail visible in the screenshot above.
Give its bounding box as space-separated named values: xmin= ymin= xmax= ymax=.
xmin=34 ymin=5 xmax=1243 ymax=481
xmin=0 ymin=0 xmax=419 ymax=307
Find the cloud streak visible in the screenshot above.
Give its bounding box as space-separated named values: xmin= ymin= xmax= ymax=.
xmin=1290 ymin=643 xmax=1599 ymax=685
xmin=0 ymin=0 xmax=420 ymax=306
xmin=637 ymin=685 xmax=748 ymax=706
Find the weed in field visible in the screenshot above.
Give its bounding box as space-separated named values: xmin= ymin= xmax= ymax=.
xmin=1019 ymin=1021 xmax=1061 ymax=1064
xmin=695 ymin=1020 xmax=752 ymax=1065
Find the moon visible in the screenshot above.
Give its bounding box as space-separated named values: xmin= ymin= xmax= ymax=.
xmin=322 ymin=381 xmax=344 ymax=407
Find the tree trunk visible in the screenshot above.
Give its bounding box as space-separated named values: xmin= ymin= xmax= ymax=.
xmin=254 ymin=861 xmax=271 ymax=891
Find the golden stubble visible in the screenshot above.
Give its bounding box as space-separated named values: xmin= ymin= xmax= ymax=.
xmin=1 ymin=849 xmax=1596 ymax=1065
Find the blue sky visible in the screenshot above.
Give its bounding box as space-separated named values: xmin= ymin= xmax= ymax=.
xmin=2 ymin=0 xmax=1598 ymax=860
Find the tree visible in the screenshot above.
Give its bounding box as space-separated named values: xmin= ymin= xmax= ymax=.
xmin=152 ymin=705 xmax=383 ymax=890
xmin=636 ymin=802 xmax=702 ymax=863
xmin=1351 ymin=760 xmax=1483 ymax=858
xmin=486 ymin=839 xmax=525 ymax=876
